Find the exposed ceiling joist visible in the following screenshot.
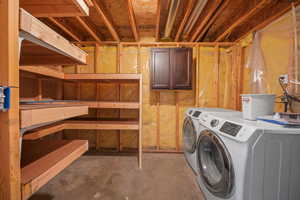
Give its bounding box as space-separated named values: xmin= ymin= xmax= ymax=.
xmin=127 ymin=0 xmax=139 ymax=41
xmin=235 ymin=1 xmax=300 ymax=42
xmin=183 ymin=0 xmax=208 ymax=37
xmin=48 ymin=17 xmax=81 ymax=42
xmin=215 ymin=0 xmax=272 ymax=42
xmin=92 ymin=0 xmax=120 ymax=41
xmin=75 ymin=16 xmax=102 ymax=42
xmin=175 ymin=0 xmax=194 ymax=42
xmin=84 ymin=0 xmax=94 ymax=7
xmin=164 ymin=0 xmax=181 ymax=38
xmin=155 ymin=0 xmax=161 ymax=41
xmin=189 ymin=0 xmax=223 ymax=42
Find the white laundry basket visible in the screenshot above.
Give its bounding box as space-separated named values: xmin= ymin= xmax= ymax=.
xmin=241 ymin=94 xmax=276 ymax=120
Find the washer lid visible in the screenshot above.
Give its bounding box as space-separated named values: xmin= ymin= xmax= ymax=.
xmin=197 ymin=130 xmax=235 ymax=198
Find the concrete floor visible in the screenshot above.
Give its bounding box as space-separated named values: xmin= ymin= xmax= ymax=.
xmin=30 ymin=153 xmax=205 ymax=200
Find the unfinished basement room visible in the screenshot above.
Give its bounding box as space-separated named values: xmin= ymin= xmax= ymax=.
xmin=1 ymin=0 xmax=300 ymax=200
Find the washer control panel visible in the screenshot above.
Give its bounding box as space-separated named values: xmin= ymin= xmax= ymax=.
xmin=220 ymin=121 xmax=242 ymax=137
xmin=192 ymin=111 xmax=202 ymax=118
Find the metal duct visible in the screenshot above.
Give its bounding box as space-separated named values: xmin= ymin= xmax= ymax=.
xmin=183 ymin=0 xmax=208 ymax=35
xmin=164 ymin=0 xmax=181 ymax=38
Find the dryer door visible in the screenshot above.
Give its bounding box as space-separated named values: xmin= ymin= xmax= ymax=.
xmin=183 ymin=117 xmax=197 ymax=153
xmin=197 ymin=130 xmax=234 ymax=198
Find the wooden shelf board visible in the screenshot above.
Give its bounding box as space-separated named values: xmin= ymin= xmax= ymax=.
xmin=22 ymin=100 xmax=140 ymax=109
xmin=64 ymin=120 xmax=139 ymax=130
xmin=21 ymin=140 xmax=88 ymax=200
xmin=23 ymin=122 xmax=65 ymax=140
xmin=20 ymin=66 xmax=65 ymax=79
xmin=64 ymin=73 xmax=141 ymax=80
xmin=20 ymin=0 xmax=89 ymax=17
xmin=19 ymin=9 xmax=87 ymax=65
xmin=20 ymin=104 xmax=88 ymax=129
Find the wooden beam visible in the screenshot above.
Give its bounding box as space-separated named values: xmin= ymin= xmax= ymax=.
xmin=71 ymin=0 xmax=90 ymax=16
xmin=127 ymin=0 xmax=139 ymax=41
xmin=175 ymin=0 xmax=195 ymax=42
xmin=48 ymin=17 xmax=81 ymax=42
xmin=189 ymin=0 xmax=223 ymax=42
xmin=92 ymin=0 xmax=120 ymax=41
xmin=74 ymin=41 xmax=236 ymax=46
xmin=84 ymin=0 xmax=94 ymax=7
xmin=155 ymin=0 xmax=161 ymax=41
xmin=0 ymin=0 xmax=21 ymax=199
xmin=76 ymin=16 xmax=102 ymax=42
xmin=215 ymin=0 xmax=271 ymax=42
xmin=164 ymin=0 xmax=181 ymax=38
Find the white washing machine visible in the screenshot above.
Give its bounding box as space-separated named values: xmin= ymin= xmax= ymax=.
xmin=183 ymin=108 xmax=237 ymax=175
xmin=196 ymin=111 xmax=300 ymax=200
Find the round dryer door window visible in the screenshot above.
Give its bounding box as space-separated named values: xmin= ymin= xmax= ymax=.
xmin=183 ymin=117 xmax=197 ymax=153
xmin=197 ymin=130 xmax=234 ymax=198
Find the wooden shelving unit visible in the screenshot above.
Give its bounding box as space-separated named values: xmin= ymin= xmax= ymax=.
xmin=21 ymin=140 xmax=88 ymax=200
xmin=19 ymin=8 xmax=87 ymax=65
xmin=20 ymin=104 xmax=88 ymax=129
xmin=20 ymin=72 xmax=143 ymax=169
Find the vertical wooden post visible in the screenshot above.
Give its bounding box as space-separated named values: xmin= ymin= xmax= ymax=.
xmin=214 ymin=45 xmax=220 ymax=107
xmin=117 ymin=44 xmax=122 ymax=152
xmin=236 ymin=45 xmax=243 ymax=110
xmin=156 ymin=91 xmax=160 ymax=150
xmin=175 ymin=92 xmax=180 ymax=151
xmin=0 ymin=0 xmax=21 ymax=199
xmin=137 ymin=44 xmax=141 ymax=152
xmin=231 ymin=46 xmax=239 ymax=110
xmin=139 ymin=76 xmax=143 ymax=169
xmin=56 ymin=67 xmax=63 ymax=100
xmin=96 ymin=83 xmax=101 ymax=150
xmin=94 ymin=43 xmax=100 ymax=73
xmin=195 ymin=45 xmax=200 ymax=106
xmin=223 ymin=50 xmax=232 ymax=109
xmin=137 ymin=44 xmax=141 ymax=73
xmin=37 ymin=79 xmax=42 ymax=100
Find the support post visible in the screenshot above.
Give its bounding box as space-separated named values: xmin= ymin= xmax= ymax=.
xmin=0 ymin=0 xmax=21 ymax=199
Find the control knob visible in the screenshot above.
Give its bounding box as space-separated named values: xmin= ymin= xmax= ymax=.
xmin=210 ymin=119 xmax=219 ymax=128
